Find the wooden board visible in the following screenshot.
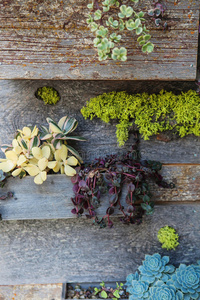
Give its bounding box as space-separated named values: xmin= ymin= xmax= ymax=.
xmin=0 ymin=80 xmax=200 ymax=164
xmin=0 ymin=165 xmax=199 ymax=220
xmin=0 ymin=0 xmax=199 ymax=80
xmin=0 ymin=284 xmax=63 ymax=300
xmin=0 ymin=204 xmax=200 ymax=285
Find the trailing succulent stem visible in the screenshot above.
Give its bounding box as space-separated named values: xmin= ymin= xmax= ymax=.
xmin=87 ymin=0 xmax=154 ymax=61
xmin=81 ymin=90 xmax=200 ymax=146
xmin=71 ymin=140 xmax=174 ymax=228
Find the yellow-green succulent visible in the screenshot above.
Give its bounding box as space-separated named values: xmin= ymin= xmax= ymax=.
xmin=157 ymin=226 xmax=179 ymax=250
xmin=0 ymin=116 xmax=86 ymax=184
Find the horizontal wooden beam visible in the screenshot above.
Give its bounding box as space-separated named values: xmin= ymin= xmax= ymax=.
xmin=0 ymin=204 xmax=200 ymax=285
xmin=0 ymin=0 xmax=199 ymax=80
xmin=0 ymin=164 xmax=199 ymax=220
xmin=0 ymin=80 xmax=200 ymax=165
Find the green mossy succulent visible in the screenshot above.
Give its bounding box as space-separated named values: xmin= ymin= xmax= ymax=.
xmin=157 ymin=226 xmax=179 ymax=250
xmin=35 ymin=86 xmax=60 ymax=105
xmin=81 ymin=90 xmax=200 ymax=146
xmin=87 ymin=0 xmax=154 ymax=61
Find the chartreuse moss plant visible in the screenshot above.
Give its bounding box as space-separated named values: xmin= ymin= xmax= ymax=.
xmin=81 ymin=90 xmax=200 ymax=146
xmin=157 ymin=226 xmax=179 ymax=250
xmin=0 ymin=116 xmax=86 ymax=184
xmin=35 ymin=86 xmax=60 ymax=105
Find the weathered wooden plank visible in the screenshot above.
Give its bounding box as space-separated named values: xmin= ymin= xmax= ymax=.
xmin=0 ymin=165 xmax=199 ymax=220
xmin=0 ymin=80 xmax=199 ymax=164
xmin=0 ymin=284 xmax=63 ymax=300
xmin=0 ymin=204 xmax=199 ymax=285
xmin=0 ymin=0 xmax=199 ymax=80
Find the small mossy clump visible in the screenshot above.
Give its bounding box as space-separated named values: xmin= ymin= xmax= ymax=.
xmin=157 ymin=226 xmax=179 ymax=250
xmin=81 ymin=90 xmax=200 ymax=146
xmin=35 ymin=86 xmax=60 ymax=105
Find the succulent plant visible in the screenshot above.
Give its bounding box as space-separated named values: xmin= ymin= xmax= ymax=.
xmin=157 ymin=226 xmax=179 ymax=250
xmin=127 ymin=276 xmax=149 ymax=299
xmin=0 ymin=116 xmax=85 ymax=185
xmin=148 ymin=281 xmax=183 ymax=300
xmin=35 ymin=86 xmax=60 ymax=105
xmin=87 ymin=0 xmax=154 ymax=61
xmin=170 ymin=264 xmax=200 ymax=299
xmin=138 ymin=253 xmax=175 ymax=283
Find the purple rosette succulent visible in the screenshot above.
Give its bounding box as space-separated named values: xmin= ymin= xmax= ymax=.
xmin=149 ymin=281 xmax=183 ymax=300
xmin=170 ymin=264 xmax=200 ymax=299
xmin=138 ymin=253 xmax=175 ymax=283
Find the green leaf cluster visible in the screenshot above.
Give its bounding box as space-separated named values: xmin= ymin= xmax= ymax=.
xmin=81 ymin=90 xmax=200 ymax=146
xmin=157 ymin=226 xmax=179 ymax=250
xmin=35 ymin=86 xmax=60 ymax=105
xmin=86 ymin=0 xmax=154 ymax=61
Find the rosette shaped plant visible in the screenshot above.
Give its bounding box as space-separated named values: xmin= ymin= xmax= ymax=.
xmin=170 ymin=264 xmax=200 ymax=299
xmin=126 ymin=272 xmax=149 ymax=299
xmin=149 ymin=281 xmax=183 ymax=300
xmin=0 ymin=116 xmax=85 ymax=184
xmin=138 ymin=253 xmax=175 ymax=283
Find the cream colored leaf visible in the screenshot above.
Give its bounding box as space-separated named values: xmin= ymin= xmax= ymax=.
xmin=58 ymin=116 xmax=67 ymax=129
xmin=5 ymin=151 xmax=18 ymax=162
xmin=41 ymin=146 xmax=51 ymax=159
xmin=53 ymin=162 xmax=62 ymax=173
xmin=64 ymin=165 xmax=76 ymax=176
xmin=0 ymin=160 xmax=15 ymax=172
xmin=49 ymin=123 xmax=62 ymax=134
xmin=61 ymin=165 xmax=64 ymax=174
xmin=17 ymin=154 xmax=27 ymax=166
xmin=32 ymin=147 xmax=43 ymax=160
xmin=38 ymin=157 xmax=48 ymax=171
xmin=54 ymin=148 xmax=61 ymax=162
xmin=29 ymin=157 xmax=38 ymax=165
xmin=24 ymin=164 xmax=40 ymax=176
xmin=40 ymin=171 xmax=47 ymax=181
xmin=48 ymin=161 xmax=57 ymax=169
xmin=31 ymin=126 xmax=39 ymax=137
xmin=66 ymin=156 xmax=78 ymax=166
xmin=12 ymin=139 xmax=19 ymax=148
xmin=34 ymin=173 xmax=43 ymax=184
xmin=12 ymin=168 xmax=22 ymax=177
xmin=60 ymin=144 xmax=68 ymax=161
xmin=22 ymin=127 xmax=31 ymax=137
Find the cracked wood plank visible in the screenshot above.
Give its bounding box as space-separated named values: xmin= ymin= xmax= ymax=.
xmin=0 ymin=204 xmax=200 ymax=284
xmin=0 ymin=0 xmax=199 ymax=80
xmin=0 ymin=165 xmax=199 ymax=220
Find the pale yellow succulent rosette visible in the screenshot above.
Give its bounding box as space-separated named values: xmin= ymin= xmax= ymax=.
xmin=0 ymin=123 xmax=80 ymax=185
xmin=53 ymin=144 xmax=78 ymax=176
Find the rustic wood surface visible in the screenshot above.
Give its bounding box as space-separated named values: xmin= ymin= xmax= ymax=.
xmin=0 ymin=165 xmax=199 ymax=220
xmin=0 ymin=79 xmax=199 ymax=164
xmin=0 ymin=283 xmax=63 ymax=300
xmin=0 ymin=0 xmax=199 ymax=80
xmin=0 ymin=204 xmax=199 ymax=285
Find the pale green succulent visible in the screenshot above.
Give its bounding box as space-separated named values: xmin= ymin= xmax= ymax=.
xmin=112 ymin=47 xmax=127 ymax=61
xmin=118 ymin=5 xmax=134 ymax=18
xmin=87 ymin=0 xmax=154 ymax=61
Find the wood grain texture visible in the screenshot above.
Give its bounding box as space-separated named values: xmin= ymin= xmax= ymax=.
xmin=0 ymin=165 xmax=199 ymax=220
xmin=0 ymin=0 xmax=199 ymax=80
xmin=0 ymin=80 xmax=200 ymax=164
xmin=0 ymin=204 xmax=199 ymax=285
xmin=0 ymin=284 xmax=63 ymax=300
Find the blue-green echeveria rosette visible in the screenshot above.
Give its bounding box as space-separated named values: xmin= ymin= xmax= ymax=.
xmin=126 ymin=272 xmax=149 ymax=299
xmin=149 ymin=280 xmax=183 ymax=300
xmin=169 ymin=264 xmax=200 ymax=300
xmin=138 ymin=253 xmax=175 ymax=283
